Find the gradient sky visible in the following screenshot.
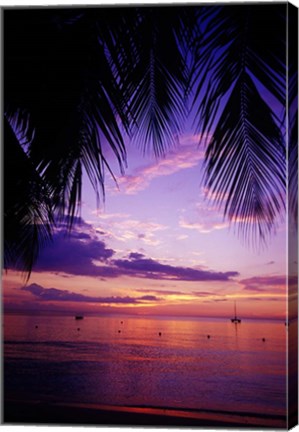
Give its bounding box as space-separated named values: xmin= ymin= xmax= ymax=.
xmin=3 ymin=119 xmax=291 ymax=320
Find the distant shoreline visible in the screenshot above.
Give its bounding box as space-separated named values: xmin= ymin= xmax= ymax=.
xmin=3 ymin=309 xmax=287 ymax=322
xmin=3 ymin=400 xmax=287 ymax=429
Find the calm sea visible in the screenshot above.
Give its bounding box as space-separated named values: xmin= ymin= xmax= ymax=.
xmin=3 ymin=314 xmax=287 ymax=420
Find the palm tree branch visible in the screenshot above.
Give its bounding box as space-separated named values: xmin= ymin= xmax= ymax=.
xmin=204 ymin=72 xmax=285 ymax=246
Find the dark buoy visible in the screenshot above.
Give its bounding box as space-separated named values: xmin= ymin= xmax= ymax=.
xmin=35 ymin=325 xmax=38 ymax=329
xmin=158 ymin=332 xmax=162 ymax=336
xmin=77 ymin=328 xmax=80 ymax=331
xmin=262 ymin=338 xmax=265 ymax=342
xmin=207 ymin=335 xmax=210 ymax=339
xmin=118 ymin=330 xmax=121 ymax=333
xmin=121 ymin=321 xmax=123 ymax=324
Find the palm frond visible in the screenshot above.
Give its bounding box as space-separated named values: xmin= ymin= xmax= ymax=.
xmin=191 ymin=4 xmax=287 ymax=244
xmin=5 ymin=9 xmax=129 ymax=227
xmin=120 ymin=7 xmax=192 ymax=156
xmin=193 ymin=4 xmax=286 ymax=121
xmin=204 ymin=72 xmax=285 ymax=247
xmin=4 ymin=116 xmax=53 ymax=277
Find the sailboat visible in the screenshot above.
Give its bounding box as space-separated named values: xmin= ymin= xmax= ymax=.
xmin=231 ymin=301 xmax=241 ymax=323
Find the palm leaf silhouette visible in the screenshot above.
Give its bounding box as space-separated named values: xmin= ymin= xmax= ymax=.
xmin=4 ymin=116 xmax=53 ymax=277
xmin=192 ymin=4 xmax=286 ymax=245
xmin=122 ymin=7 xmax=197 ymax=156
xmin=204 ymin=73 xmax=285 ymax=246
xmin=5 ymin=9 xmax=128 ymax=225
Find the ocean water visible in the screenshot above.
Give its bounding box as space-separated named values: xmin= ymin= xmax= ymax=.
xmin=3 ymin=314 xmax=287 ymax=419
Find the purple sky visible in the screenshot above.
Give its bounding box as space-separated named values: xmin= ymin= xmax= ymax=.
xmin=4 ymin=125 xmax=288 ymax=319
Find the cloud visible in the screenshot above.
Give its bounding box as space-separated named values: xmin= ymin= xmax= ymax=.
xmin=21 ymin=283 xmax=162 ymax=304
xmin=192 ymin=291 xmax=229 ymax=302
xmin=61 ymin=215 xmax=87 ymax=225
xmin=138 ymin=295 xmax=161 ymax=301
xmin=244 ymin=297 xmax=281 ymax=302
xmin=136 ymin=288 xmax=186 ymax=296
xmin=136 ymin=288 xmax=227 ymax=299
xmin=177 ymin=234 xmax=189 ymax=241
xmin=32 ymin=220 xmax=239 ymax=283
xmin=93 ymin=212 xmax=130 ymax=220
xmin=241 ymin=284 xmax=265 ymax=292
xmin=193 ymin=291 xmax=218 ymax=297
xmin=179 ymin=202 xmax=229 ymax=234
xmin=71 ymin=232 xmax=92 ymax=240
xmin=129 ymin=252 xmax=145 ymax=260
xmin=240 ymin=275 xmax=296 ymax=292
xmin=211 ymin=298 xmax=228 ymax=302
xmin=114 ymin=220 xmax=167 ymax=246
xmin=113 ymin=253 xmax=239 ymax=282
xmin=179 ymin=218 xmax=229 ymax=234
xmin=116 ymin=142 xmax=205 ymax=195
xmin=95 ymin=216 xmax=167 ymax=245
xmin=34 ymin=229 xmax=116 ymax=277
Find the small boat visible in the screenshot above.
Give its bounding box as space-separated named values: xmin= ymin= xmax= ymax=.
xmin=75 ymin=316 xmax=84 ymax=320
xmin=231 ymin=301 xmax=241 ymax=323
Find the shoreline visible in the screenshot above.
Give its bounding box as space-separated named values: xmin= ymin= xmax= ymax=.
xmin=3 ymin=400 xmax=286 ymax=429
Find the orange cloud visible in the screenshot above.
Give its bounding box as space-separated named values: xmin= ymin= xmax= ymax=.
xmin=115 ymin=143 xmax=205 ymax=195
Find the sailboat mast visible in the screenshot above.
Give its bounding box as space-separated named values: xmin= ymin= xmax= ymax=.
xmin=231 ymin=300 xmax=241 ymax=323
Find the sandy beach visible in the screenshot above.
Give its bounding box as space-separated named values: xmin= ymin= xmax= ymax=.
xmin=3 ymin=400 xmax=287 ymax=428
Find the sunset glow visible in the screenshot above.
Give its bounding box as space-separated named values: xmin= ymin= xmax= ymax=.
xmin=3 ymin=129 xmax=289 ymax=320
